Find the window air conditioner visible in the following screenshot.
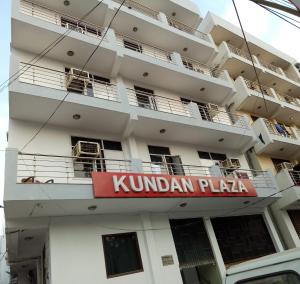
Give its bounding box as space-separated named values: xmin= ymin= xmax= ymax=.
xmin=65 ymin=23 xmax=84 ymax=33
xmin=278 ymin=162 xmax=294 ymax=171
xmin=221 ymin=158 xmax=241 ymax=169
xmin=66 ymin=68 xmax=90 ymax=88
xmin=73 ymin=141 xmax=101 ymax=158
xmin=207 ymin=103 xmax=219 ymax=117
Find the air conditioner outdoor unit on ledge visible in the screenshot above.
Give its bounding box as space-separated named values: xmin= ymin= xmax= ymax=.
xmin=278 ymin=162 xmax=294 ymax=171
xmin=221 ymin=158 xmax=241 ymax=169
xmin=73 ymin=141 xmax=101 ymax=158
xmin=66 ymin=68 xmax=90 ymax=88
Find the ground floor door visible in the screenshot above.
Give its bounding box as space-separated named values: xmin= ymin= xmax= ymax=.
xmin=170 ymin=218 xmax=221 ymax=284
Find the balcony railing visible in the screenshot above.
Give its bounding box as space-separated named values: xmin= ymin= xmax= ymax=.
xmin=20 ymin=0 xmax=105 ymax=39
xmin=16 ymin=153 xmax=274 ymax=190
xmin=243 ymin=78 xmax=275 ymax=98
xmin=263 ymin=119 xmax=297 ymax=139
xmin=116 ymin=34 xmax=173 ymax=63
xmin=17 ymin=153 xmax=132 ymax=183
xmin=259 ymin=59 xmax=283 ymax=76
xmin=276 ymin=92 xmax=300 ymax=107
xmin=289 ymin=170 xmax=300 ymax=186
xmin=221 ymin=168 xmax=275 ymax=188
xmin=227 ymin=44 xmax=252 ymax=62
xmin=127 ymin=88 xmax=191 ymax=117
xmin=181 ymin=56 xmax=225 ymax=80
xmin=127 ymin=88 xmax=249 ymax=129
xmin=19 ymin=63 xmax=119 ymax=101
xmin=166 ymin=17 xmax=209 ymax=41
xmin=114 ymin=0 xmax=159 ymax=20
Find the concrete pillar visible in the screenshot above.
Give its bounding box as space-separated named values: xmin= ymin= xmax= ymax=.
xmin=140 ymin=214 xmax=163 ymax=284
xmin=157 ymin=12 xmax=169 ymax=25
xmin=187 ymin=102 xmax=201 ymax=119
xmin=263 ymin=208 xmax=284 ymax=252
xmin=115 ymin=77 xmax=129 ymax=105
xmin=209 ymin=165 xmax=223 ymax=177
xmin=170 ymin=52 xmax=184 ymax=68
xmin=103 ymin=27 xmax=117 ymax=44
xmin=203 ymin=218 xmax=226 ymax=284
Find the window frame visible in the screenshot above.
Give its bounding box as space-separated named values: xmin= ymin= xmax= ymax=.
xmin=102 ymin=232 xmax=144 ymax=278
xmin=236 ymin=270 xmax=300 ymax=284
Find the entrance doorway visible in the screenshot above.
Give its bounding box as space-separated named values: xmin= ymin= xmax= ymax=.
xmin=170 ymin=218 xmax=221 ymax=284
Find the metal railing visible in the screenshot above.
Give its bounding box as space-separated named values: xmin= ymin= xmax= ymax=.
xmin=127 ymin=88 xmax=249 ymax=129
xmin=181 ymin=56 xmax=225 ymax=80
xmin=243 ymin=78 xmax=275 ymax=98
xmin=166 ymin=17 xmax=209 ymax=41
xmin=263 ymin=119 xmax=297 ymax=139
xmin=227 ymin=44 xmax=252 ymax=61
xmin=116 ymin=34 xmax=173 ymax=63
xmin=127 ymin=88 xmax=191 ymax=117
xmin=142 ymin=161 xmax=211 ymax=177
xmin=17 ymin=153 xmax=132 ymax=184
xmin=289 ymin=170 xmax=300 ymax=186
xmin=276 ymin=92 xmax=300 ymax=107
xmin=20 ymin=0 xmax=105 ymax=39
xmin=19 ymin=63 xmax=119 ymax=101
xmin=221 ymin=168 xmax=274 ymax=188
xmin=259 ymin=59 xmax=283 ymax=75
xmin=114 ymin=0 xmax=159 ymax=19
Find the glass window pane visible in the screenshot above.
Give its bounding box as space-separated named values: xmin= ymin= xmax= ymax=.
xmin=238 ymin=272 xmax=300 ymax=284
xmin=102 ymin=232 xmax=143 ymax=277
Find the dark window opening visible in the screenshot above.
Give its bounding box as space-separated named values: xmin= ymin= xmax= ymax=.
xmin=181 ymin=97 xmax=212 ymax=121
xmin=271 ymin=158 xmax=291 ymax=172
xmin=212 ymin=215 xmax=276 ymax=265
xmin=134 ymin=86 xmax=156 ymax=110
xmin=102 ymin=232 xmax=143 ymax=278
xmin=61 ymin=17 xmax=100 ymax=36
xmin=148 ymin=146 xmax=184 ymax=175
xmin=198 ymin=151 xmax=227 ymax=164
xmin=123 ymin=40 xmax=143 ymax=53
xmin=288 ymin=210 xmax=300 ymax=239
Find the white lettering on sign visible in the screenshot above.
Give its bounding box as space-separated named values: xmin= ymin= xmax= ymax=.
xmin=112 ymin=175 xmax=249 ymax=194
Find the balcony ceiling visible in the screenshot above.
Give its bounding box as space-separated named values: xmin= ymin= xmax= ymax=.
xmin=12 ymin=18 xmax=117 ymax=76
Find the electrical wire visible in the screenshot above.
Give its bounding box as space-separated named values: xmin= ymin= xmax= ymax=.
xmin=20 ymin=0 xmax=126 ymax=152
xmin=0 ymin=0 xmax=105 ymax=93
xmin=232 ymin=0 xmax=269 ymax=115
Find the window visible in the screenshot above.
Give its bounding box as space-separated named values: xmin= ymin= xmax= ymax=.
xmin=102 ymin=232 xmax=143 ymax=278
xmin=212 ymin=215 xmax=276 ymax=265
xmin=288 ymin=210 xmax=300 ymax=238
xmin=65 ymin=68 xmax=110 ymax=96
xmin=123 ymin=40 xmax=143 ymax=53
xmin=134 ymin=86 xmax=156 ymax=109
xmin=148 ymin=145 xmax=184 ymax=175
xmin=198 ymin=151 xmax=226 ymax=163
xmin=181 ymin=98 xmax=213 ymax=121
xmin=71 ymin=137 xmax=122 ymax=177
xmin=236 ymin=271 xmax=300 ymax=284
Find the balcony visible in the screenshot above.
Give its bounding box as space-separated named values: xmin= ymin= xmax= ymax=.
xmin=252 ymin=118 xmax=300 ymax=159
xmin=126 ymin=88 xmax=256 ymax=151
xmin=10 ymin=63 xmax=130 ymax=133
xmin=4 ymin=150 xmax=279 ymax=218
xmin=213 ymin=42 xmax=263 ymax=81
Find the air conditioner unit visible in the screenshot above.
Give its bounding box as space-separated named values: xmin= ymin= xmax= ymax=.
xmin=66 ymin=23 xmax=84 ymax=33
xmin=221 ymin=158 xmax=241 ymax=169
xmin=73 ymin=141 xmax=101 ymax=158
xmin=207 ymin=103 xmax=219 ymax=117
xmin=66 ymin=68 xmax=90 ymax=88
xmin=278 ymin=162 xmax=294 ymax=171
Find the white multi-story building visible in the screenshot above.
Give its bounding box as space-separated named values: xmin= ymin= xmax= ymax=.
xmin=3 ymin=0 xmax=300 ymax=283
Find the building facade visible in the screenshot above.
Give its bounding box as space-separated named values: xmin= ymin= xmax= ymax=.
xmin=3 ymin=0 xmax=300 ymax=283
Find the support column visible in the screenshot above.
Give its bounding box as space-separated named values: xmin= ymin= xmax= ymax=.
xmin=157 ymin=12 xmax=169 ymax=25
xmin=203 ymin=218 xmax=226 ymax=284
xmin=141 ymin=214 xmax=163 ymax=284
xmin=263 ymin=208 xmax=284 ymax=252
xmin=170 ymin=52 xmax=184 ymax=68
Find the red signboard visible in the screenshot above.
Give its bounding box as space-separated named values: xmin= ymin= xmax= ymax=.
xmin=92 ymin=172 xmax=257 ymax=198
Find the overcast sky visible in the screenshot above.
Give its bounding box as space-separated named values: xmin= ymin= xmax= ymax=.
xmin=0 ymin=0 xmax=299 ymax=230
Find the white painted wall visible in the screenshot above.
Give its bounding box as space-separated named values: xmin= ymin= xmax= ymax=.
xmin=48 ymin=214 xmax=183 ymax=284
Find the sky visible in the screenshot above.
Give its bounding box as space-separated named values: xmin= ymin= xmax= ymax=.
xmin=0 ymin=0 xmax=299 ymax=229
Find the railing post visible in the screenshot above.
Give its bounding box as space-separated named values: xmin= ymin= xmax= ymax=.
xmin=186 ymin=102 xmax=201 ymax=119
xmin=170 ymin=52 xmax=184 ymax=68
xmin=131 ymin=159 xmax=143 ymax=173
xmin=209 ymin=165 xmax=223 ymax=177
xmin=157 ymin=12 xmax=169 ymax=25
xmin=103 ymin=27 xmax=117 ymax=45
